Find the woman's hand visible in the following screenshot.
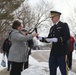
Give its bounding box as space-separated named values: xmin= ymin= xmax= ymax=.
xmin=33 ymin=33 xmax=38 ymax=37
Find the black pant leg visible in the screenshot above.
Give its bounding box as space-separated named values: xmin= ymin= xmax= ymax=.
xmin=68 ymin=52 xmax=72 ymax=69
xmin=57 ymin=56 xmax=67 ymax=75
xmin=10 ymin=62 xmax=23 ymax=75
xmin=49 ymin=56 xmax=58 ymax=75
xmin=6 ymin=53 xmax=11 ymax=71
xmin=24 ymin=61 xmax=28 ymax=69
xmin=24 ymin=55 xmax=29 ymax=69
xmin=7 ymin=60 xmax=11 ymax=70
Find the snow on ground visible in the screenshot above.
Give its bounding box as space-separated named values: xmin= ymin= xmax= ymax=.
xmin=73 ymin=50 xmax=76 ymax=60
xmin=0 ymin=50 xmax=76 ymax=75
xmin=21 ymin=55 xmax=76 ymax=75
xmin=22 ymin=61 xmax=49 ymax=75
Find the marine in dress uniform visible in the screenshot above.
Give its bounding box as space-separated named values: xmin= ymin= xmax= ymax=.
xmin=38 ymin=11 xmax=70 ymax=75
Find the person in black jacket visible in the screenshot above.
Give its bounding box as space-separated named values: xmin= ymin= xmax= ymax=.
xmin=38 ymin=11 xmax=70 ymax=75
xmin=3 ymin=32 xmax=12 ymax=71
xmin=21 ymin=28 xmax=34 ymax=69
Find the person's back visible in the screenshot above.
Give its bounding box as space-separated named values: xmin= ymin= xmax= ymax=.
xmin=70 ymin=36 xmax=75 ymax=52
xmin=3 ymin=39 xmax=12 ymax=53
xmin=68 ymin=36 xmax=75 ymax=70
xmin=2 ymin=32 xmax=12 ymax=71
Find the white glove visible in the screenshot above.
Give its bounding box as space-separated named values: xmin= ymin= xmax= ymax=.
xmin=38 ymin=36 xmax=42 ymax=40
xmin=51 ymin=38 xmax=58 ymax=42
xmin=46 ymin=38 xmax=53 ymax=42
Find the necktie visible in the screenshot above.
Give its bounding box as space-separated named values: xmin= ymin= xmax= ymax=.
xmin=54 ymin=24 xmax=57 ymax=29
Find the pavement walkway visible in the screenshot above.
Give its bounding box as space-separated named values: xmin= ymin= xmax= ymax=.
xmin=0 ymin=68 xmax=10 ymax=75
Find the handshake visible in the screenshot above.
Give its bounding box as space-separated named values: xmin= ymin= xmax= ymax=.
xmin=38 ymin=36 xmax=58 ymax=43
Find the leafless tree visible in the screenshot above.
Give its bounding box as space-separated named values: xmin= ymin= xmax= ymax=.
xmin=0 ymin=0 xmax=24 ymax=34
xmin=0 ymin=0 xmax=24 ymax=52
xmin=14 ymin=0 xmax=53 ymax=34
xmin=14 ymin=2 xmax=35 ymax=30
xmin=30 ymin=0 xmax=53 ymax=34
xmin=33 ymin=0 xmax=53 ymax=27
xmin=66 ymin=0 xmax=76 ymax=36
